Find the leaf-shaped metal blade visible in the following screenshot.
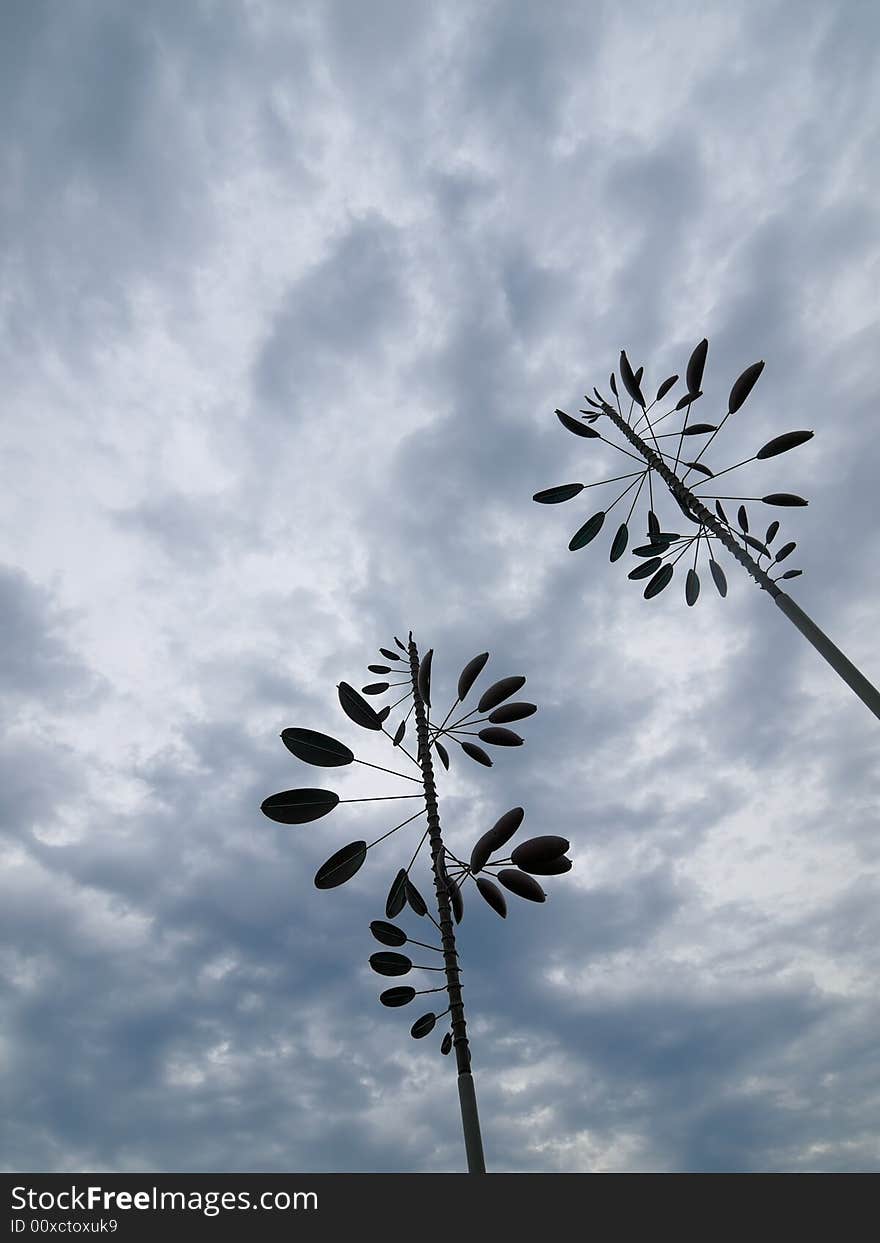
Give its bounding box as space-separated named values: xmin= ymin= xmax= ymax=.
xmin=450 ymin=879 xmax=464 ymax=924
xmin=610 ymin=522 xmax=629 ymax=562
xmin=370 ymin=920 xmax=407 ymax=947
xmin=633 ymin=543 xmax=670 ymax=557
xmin=280 ymin=728 xmax=354 ymax=768
xmin=741 ymin=532 xmax=770 ymax=557
xmin=685 ymin=568 xmax=700 ymax=606
xmin=434 ymin=739 xmax=450 ymax=770
xmin=380 ymin=986 xmax=415 ymax=1007
xmin=738 ymin=505 xmax=749 ymax=533
xmin=520 ymin=855 xmax=572 ymax=876
xmin=338 ymin=682 xmax=383 ymax=731
xmin=477 ymin=676 xmax=526 ymax=714
xmin=775 ymin=541 xmax=796 ymax=563
xmin=675 ymin=391 xmax=702 ymax=411
xmin=392 ymin=719 xmax=406 ymax=746
xmin=715 ymin=500 xmax=729 ymax=524
xmin=478 ymin=726 xmax=524 ymax=747
xmin=781 ymin=569 xmax=803 ymax=579
xmin=314 ymin=840 xmax=367 ymax=889
xmin=386 ymin=868 xmax=408 ymax=919
xmin=460 ymin=741 xmax=493 ymax=767
xmin=362 ymin=682 xmax=389 ymax=695
xmin=656 ymin=374 xmax=678 ymax=401
xmin=644 ymin=564 xmax=674 ymax=599
xmin=417 ymin=648 xmax=433 ymax=709
xmin=619 ymin=350 xmax=646 ymax=407
xmin=569 ymin=510 xmax=606 ymax=551
xmin=685 ymin=461 xmax=714 ymax=478
xmin=686 ymin=338 xmax=709 ymax=394
xmin=411 ymin=1012 xmax=437 ymax=1039
xmin=728 ymin=360 xmax=764 ymax=413
xmin=394 ymin=636 xmax=407 ymax=651
xmin=510 ymin=836 xmax=569 ymax=868
xmin=405 ymin=878 xmax=428 ymax=917
xmin=709 ymin=559 xmax=728 ymax=598
xmin=533 ymin=483 xmax=585 ymax=504
xmin=556 ymin=408 xmax=601 ymax=438
xmin=681 ymin=423 xmax=717 ymax=436
xmin=369 ymin=952 xmax=412 ymax=977
xmin=648 ymin=510 xmax=660 ymax=540
xmin=368 ymin=664 xmax=391 ymax=674
xmin=628 ymin=557 xmax=662 ymax=580
xmin=457 ymin=652 xmax=489 ymax=702
xmin=756 ymin=430 xmax=814 ymax=460
xmin=762 ymin=493 xmax=808 ymax=506
xmin=488 ymin=702 xmax=537 ymax=724
xmin=765 ymin=520 xmax=780 ymax=545
xmin=470 ymin=807 xmax=524 ymax=873
xmin=261 ymin=788 xmax=339 ymax=825
xmin=380 ymin=648 xmax=403 ymax=661
xmin=441 ymin=1031 xmax=453 ymax=1056
xmin=377 ymin=706 xmax=390 ymax=722
xmin=497 ymin=869 xmax=546 ymax=903
xmin=476 ymin=877 xmax=507 ymax=918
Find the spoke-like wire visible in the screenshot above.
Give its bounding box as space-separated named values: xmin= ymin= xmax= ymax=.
xmin=366 ymin=807 xmax=427 ymax=851
xmin=687 ymin=454 xmax=756 ymax=487
xmin=624 ymin=470 xmax=649 ymax=525
xmin=406 ymin=825 xmax=431 ymax=873
xmin=385 ymin=689 xmax=414 ymax=712
xmin=353 ymin=757 xmax=422 ymax=783
xmin=604 ymin=472 xmax=644 ymax=517
xmin=340 ymin=794 xmax=423 ymax=805
xmin=596 ymin=433 xmax=647 ymax=465
xmin=406 ymin=937 xmax=443 ymax=954
xmin=381 ymin=726 xmax=420 ymax=768
xmin=672 ymin=395 xmax=694 ymax=474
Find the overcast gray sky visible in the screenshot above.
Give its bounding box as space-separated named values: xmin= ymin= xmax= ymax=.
xmin=2 ymin=0 xmax=879 ymax=1173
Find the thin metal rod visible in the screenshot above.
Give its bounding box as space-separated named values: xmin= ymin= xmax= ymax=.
xmin=407 ymin=633 xmax=486 ymax=1174
xmin=366 ymin=808 xmax=427 ymax=851
xmin=600 ymin=405 xmax=880 ymax=723
xmin=353 ymin=757 xmax=422 ymax=783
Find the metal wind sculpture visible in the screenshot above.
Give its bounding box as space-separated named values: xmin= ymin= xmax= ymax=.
xmin=260 ymin=633 xmax=572 ymax=1173
xmin=533 ymin=339 xmax=880 ymax=722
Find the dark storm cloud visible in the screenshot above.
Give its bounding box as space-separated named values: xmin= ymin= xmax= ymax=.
xmin=1 ymin=0 xmax=878 ymax=1177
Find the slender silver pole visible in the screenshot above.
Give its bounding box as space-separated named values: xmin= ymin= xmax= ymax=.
xmin=406 ymin=633 xmax=487 ymax=1174
xmin=602 ymin=406 xmax=880 ymax=723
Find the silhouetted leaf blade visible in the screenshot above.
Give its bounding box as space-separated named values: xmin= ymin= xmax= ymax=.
xmin=488 ymin=702 xmax=537 ymax=724
xmin=470 ymin=807 xmax=524 ymax=874
xmin=686 ymin=461 xmax=714 ymax=478
xmin=478 ymin=726 xmax=524 ymax=747
xmin=781 ymin=569 xmax=803 ymax=579
xmin=338 ymin=682 xmax=383 ymax=731
xmin=370 ymin=952 xmax=412 ymax=977
xmin=380 ymin=986 xmax=415 ymax=1007
xmin=521 ymin=855 xmax=572 ymax=876
xmin=756 ymin=429 xmax=814 ymax=460
xmin=510 ymin=836 xmax=569 ymax=868
xmin=460 ymin=741 xmax=492 ymax=767
xmin=644 ymin=564 xmax=674 ymax=599
xmin=686 ymin=339 xmax=709 ymax=393
xmin=497 ymin=869 xmax=546 ymax=903
xmin=681 ymin=423 xmax=717 ymax=435
xmin=411 ymin=1013 xmax=437 ymax=1039
xmin=738 ymin=505 xmax=749 ymax=533
xmin=628 ymin=557 xmax=662 ymax=580
xmin=261 ymin=788 xmax=339 ymax=825
xmin=775 ymin=541 xmax=796 ymax=563
xmin=457 ymin=652 xmax=489 ymax=702
xmin=405 ymin=878 xmax=427 ymax=917
xmin=728 ymin=360 xmax=764 ymax=413
xmin=380 ymin=648 xmax=402 ymax=661
xmin=610 ymin=522 xmax=629 ymax=562
xmin=392 ymin=719 xmax=406 ymax=746
xmin=362 ymin=682 xmax=389 ymax=695
xmin=533 ymin=483 xmax=585 ymax=504
xmin=569 ymin=510 xmax=606 ymax=550
xmin=477 ymin=676 xmax=526 ymax=714
xmin=765 ymin=520 xmax=779 ymax=544
xmin=280 ymin=728 xmax=354 ymax=768
xmin=685 ymin=568 xmax=700 ymax=606
xmin=441 ymin=1031 xmax=453 ymax=1055
xmin=315 ymin=840 xmax=367 ymax=889
xmin=476 ymin=877 xmax=507 ymax=918
xmin=556 ymin=408 xmax=600 ymax=438
xmin=370 ymin=920 xmax=407 ymax=947
xmin=434 ymin=739 xmax=450 ymax=770
xmin=762 ymin=493 xmax=808 ymax=506
xmin=675 ymin=391 xmax=702 ymax=411
xmin=656 ymin=375 xmax=678 ymax=401
xmin=619 ymin=350 xmax=646 ymax=407
xmin=386 ymin=868 xmax=408 ymax=919
xmin=709 ymin=559 xmax=728 ymax=598
xmin=417 ymin=648 xmax=432 ymax=709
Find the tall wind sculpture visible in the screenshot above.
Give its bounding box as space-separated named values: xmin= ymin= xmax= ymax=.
xmin=261 ymin=633 xmax=572 ymax=1172
xmin=532 ymin=339 xmax=880 ymax=721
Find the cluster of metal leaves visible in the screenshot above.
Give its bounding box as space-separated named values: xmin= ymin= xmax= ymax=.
xmin=466 ymin=808 xmax=571 ymax=919
xmin=539 ymin=337 xmax=812 ymax=602
xmin=370 ymin=919 xmax=453 ymax=1052
xmin=435 ymin=652 xmax=535 ymax=771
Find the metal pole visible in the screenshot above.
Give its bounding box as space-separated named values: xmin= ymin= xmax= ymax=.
xmin=602 ymin=406 xmax=880 ymax=723
xmin=406 ymin=633 xmax=487 ymax=1174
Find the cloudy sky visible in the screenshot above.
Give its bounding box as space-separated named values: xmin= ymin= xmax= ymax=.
xmin=2 ymin=0 xmax=879 ymax=1174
